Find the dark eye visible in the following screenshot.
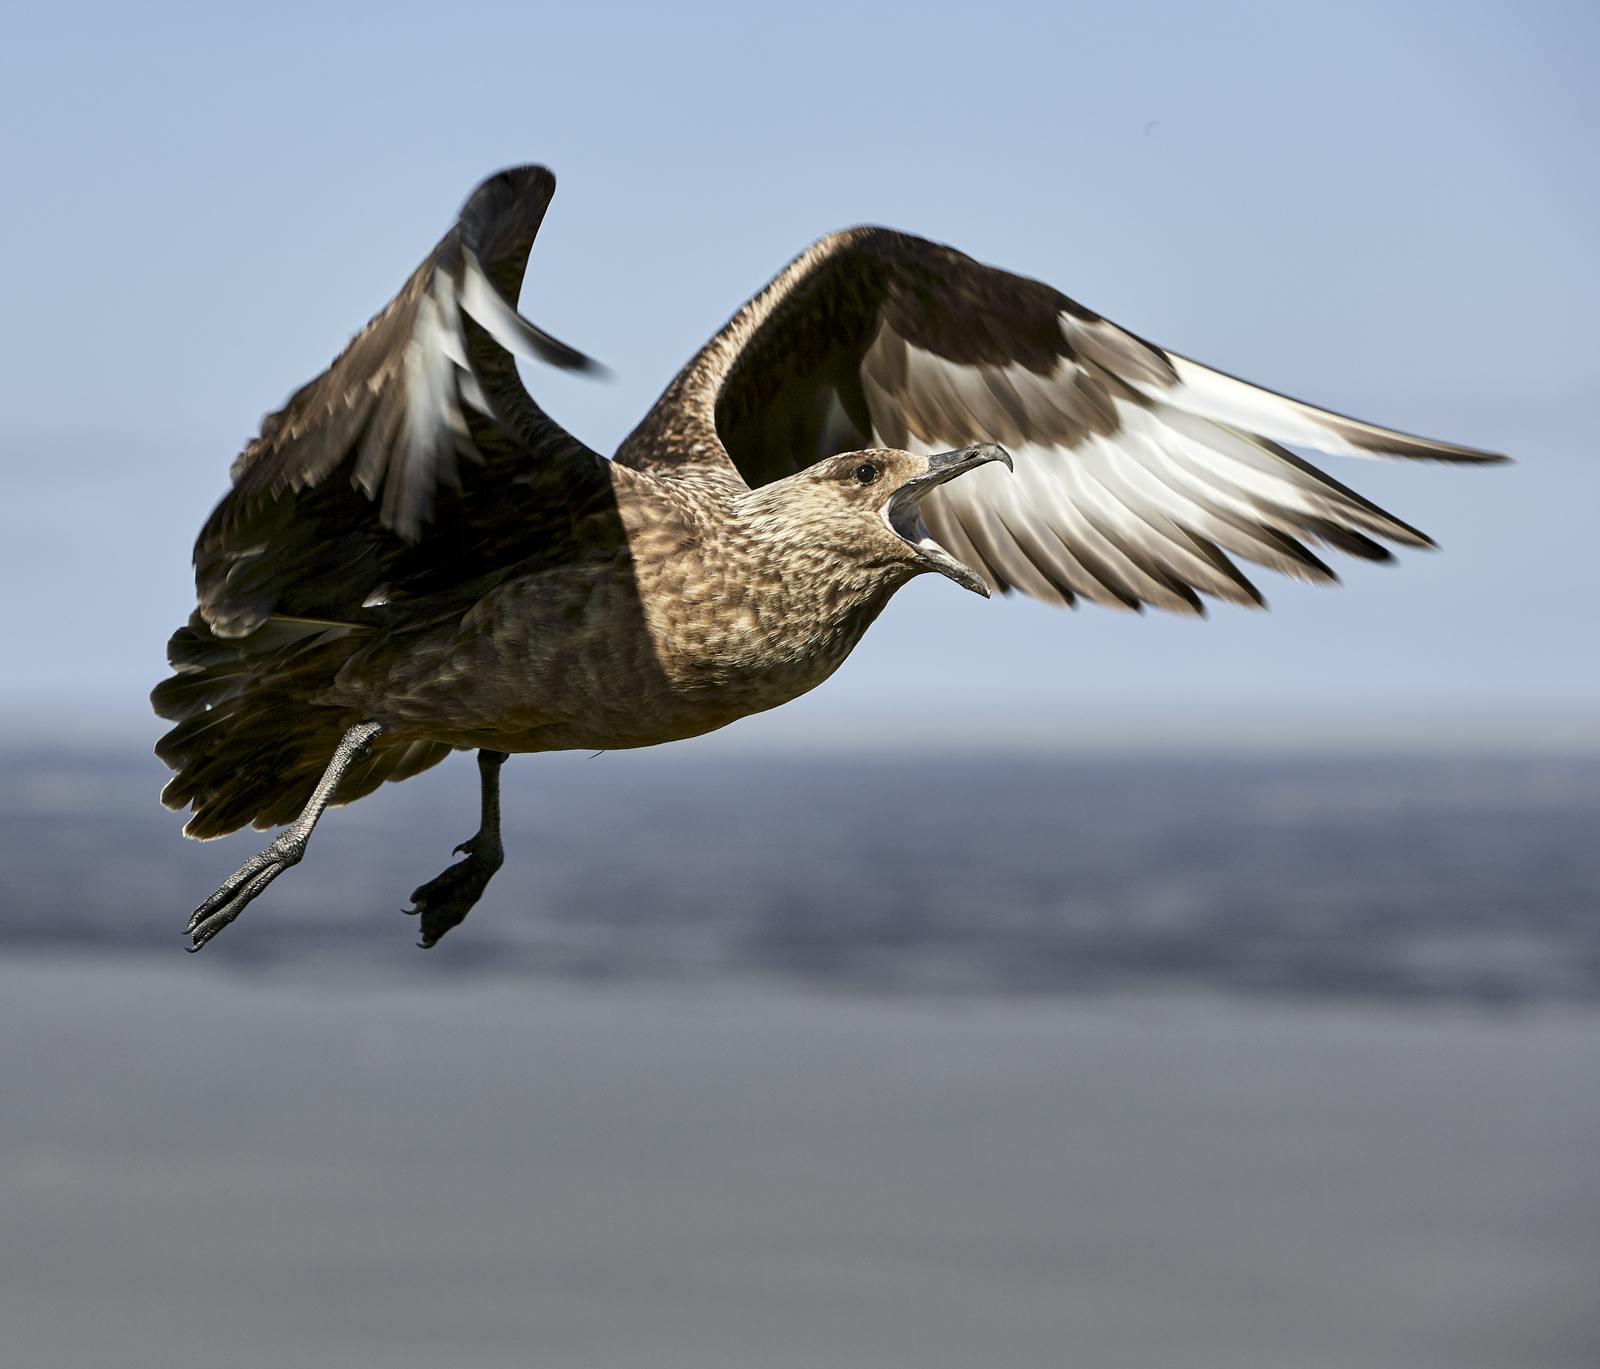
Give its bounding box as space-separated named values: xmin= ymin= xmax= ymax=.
xmin=853 ymin=462 xmax=880 ymax=485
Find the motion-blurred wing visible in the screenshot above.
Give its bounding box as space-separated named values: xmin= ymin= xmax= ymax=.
xmin=196 ymin=166 xmax=608 ymax=637
xmin=656 ymin=229 xmax=1505 ymax=613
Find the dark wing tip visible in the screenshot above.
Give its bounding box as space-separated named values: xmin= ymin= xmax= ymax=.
xmin=458 ymin=165 xmax=557 ymax=234
xmin=455 ymin=164 xmax=609 ymax=378
xmin=1345 ymin=427 xmax=1514 ymax=465
xmin=531 ymin=330 xmax=611 ymax=377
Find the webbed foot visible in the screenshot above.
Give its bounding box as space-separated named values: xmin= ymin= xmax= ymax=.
xmin=187 ymin=832 xmax=305 ymax=951
xmin=404 ymin=832 xmax=504 ymax=948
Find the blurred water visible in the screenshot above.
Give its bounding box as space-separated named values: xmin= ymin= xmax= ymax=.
xmin=3 ymin=748 xmax=1598 ymax=1368
xmin=4 ymin=747 xmax=1596 ymax=1004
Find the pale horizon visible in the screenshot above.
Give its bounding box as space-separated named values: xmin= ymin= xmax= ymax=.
xmin=3 ymin=1 xmax=1595 ymax=752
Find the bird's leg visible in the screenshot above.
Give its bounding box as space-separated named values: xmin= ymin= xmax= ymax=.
xmin=404 ymin=748 xmax=508 ymax=948
xmin=187 ymin=720 xmax=385 ymax=951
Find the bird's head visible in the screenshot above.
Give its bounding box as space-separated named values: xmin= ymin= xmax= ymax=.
xmin=737 ymin=443 xmax=1013 ymax=598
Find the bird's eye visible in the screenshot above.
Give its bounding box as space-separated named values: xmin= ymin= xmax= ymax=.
xmin=853 ymin=462 xmax=880 ymax=485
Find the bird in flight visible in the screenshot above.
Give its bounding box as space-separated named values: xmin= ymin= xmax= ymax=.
xmin=154 ymin=165 xmax=1506 ymax=951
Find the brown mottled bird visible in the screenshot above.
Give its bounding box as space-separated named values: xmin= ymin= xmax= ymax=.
xmin=154 ymin=165 xmax=1506 ymax=951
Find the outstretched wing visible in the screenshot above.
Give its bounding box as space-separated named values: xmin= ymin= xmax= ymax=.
xmin=631 ymin=228 xmax=1505 ymax=613
xmin=195 ymin=165 xmax=612 ymax=638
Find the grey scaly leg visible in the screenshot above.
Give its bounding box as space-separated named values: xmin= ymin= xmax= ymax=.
xmin=186 ymin=720 xmax=385 ymax=951
xmin=404 ymin=749 xmax=508 ymax=949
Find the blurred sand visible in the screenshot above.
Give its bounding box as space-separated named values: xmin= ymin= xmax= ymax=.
xmin=1 ymin=958 xmax=1596 ymax=1368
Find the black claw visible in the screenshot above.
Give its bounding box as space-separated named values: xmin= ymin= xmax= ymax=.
xmin=183 ymin=855 xmax=289 ymax=949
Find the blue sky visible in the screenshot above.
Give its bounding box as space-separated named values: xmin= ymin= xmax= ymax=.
xmin=1 ymin=0 xmax=1594 ymax=751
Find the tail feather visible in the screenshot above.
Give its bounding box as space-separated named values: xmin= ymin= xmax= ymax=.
xmin=152 ymin=613 xmax=450 ymax=839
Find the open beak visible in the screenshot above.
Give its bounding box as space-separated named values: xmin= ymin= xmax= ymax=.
xmin=883 ymin=443 xmax=1013 ymax=596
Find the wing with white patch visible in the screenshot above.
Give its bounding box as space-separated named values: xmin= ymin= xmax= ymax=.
xmin=687 ymin=228 xmax=1506 ymax=613
xmin=194 ymin=166 xmax=609 ymax=638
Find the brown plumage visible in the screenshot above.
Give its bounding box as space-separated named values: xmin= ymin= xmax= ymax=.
xmin=154 ymin=165 xmax=1507 ymax=950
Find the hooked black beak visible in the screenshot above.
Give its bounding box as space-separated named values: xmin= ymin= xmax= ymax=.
xmin=883 ymin=443 xmax=1013 ymax=597
xmin=921 ymin=443 xmax=1014 ymax=483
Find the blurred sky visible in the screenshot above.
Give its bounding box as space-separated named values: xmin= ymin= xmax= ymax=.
xmin=1 ymin=0 xmax=1595 ymax=752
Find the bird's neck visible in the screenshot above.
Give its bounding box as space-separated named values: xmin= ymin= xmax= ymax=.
xmin=609 ymin=485 xmax=915 ymax=728
xmin=728 ymin=493 xmax=914 ymax=653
